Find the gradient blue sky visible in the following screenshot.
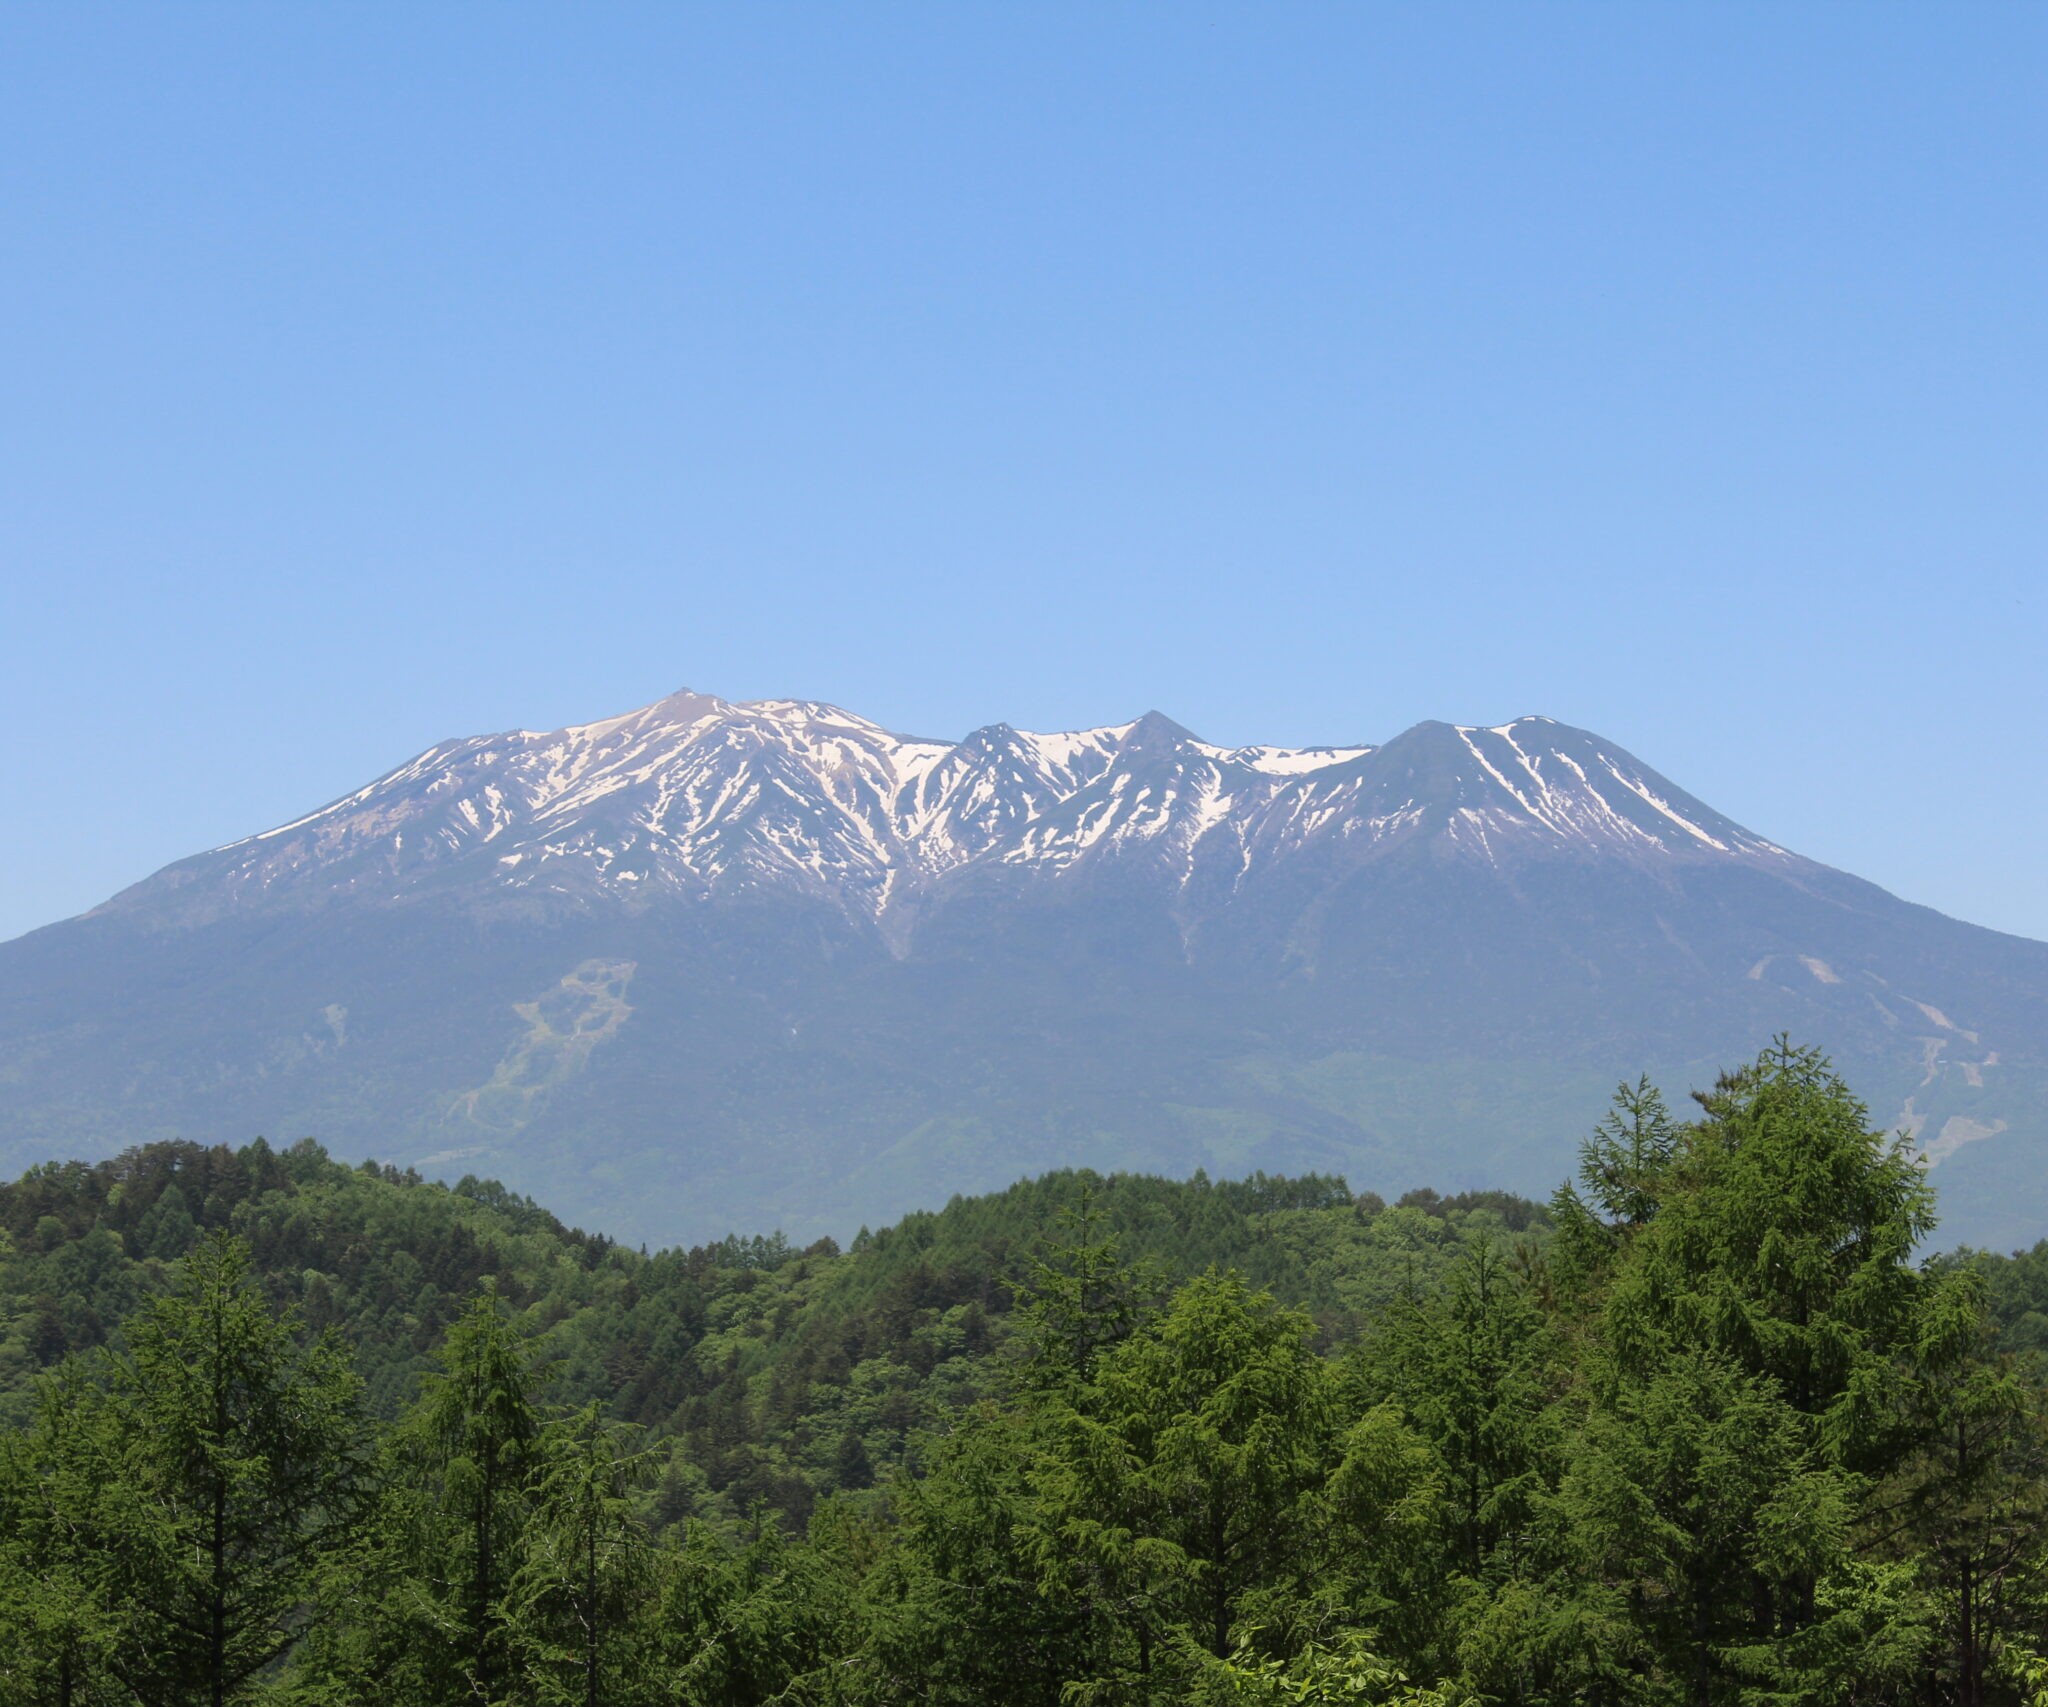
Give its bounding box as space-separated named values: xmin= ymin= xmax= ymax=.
xmin=3 ymin=5 xmax=2044 ymax=945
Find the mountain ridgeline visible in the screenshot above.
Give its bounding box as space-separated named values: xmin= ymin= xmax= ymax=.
xmin=2 ymin=688 xmax=2044 ymax=1246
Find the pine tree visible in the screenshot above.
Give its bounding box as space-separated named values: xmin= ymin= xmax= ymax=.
xmin=1192 ymin=1626 xmax=1467 ymax=1706
xmin=655 ymin=1508 xmax=864 ymax=1704
xmin=1319 ymin=1401 xmax=1456 ymax=1680
xmin=1577 ymin=1077 xmax=1678 ymax=1232
xmin=1011 ymin=1189 xmax=1159 ymax=1392
xmin=1546 ymin=1077 xmax=1681 ymax=1314
xmin=1621 ymin=1038 xmax=1934 ymax=1445
xmin=297 ymin=1285 xmax=550 ymax=1704
xmin=855 ymin=1401 xmax=1098 ymax=1705
xmin=1358 ymin=1240 xmax=1561 ymax=1580
xmin=1564 ymin=1343 xmax=1835 ymax=1706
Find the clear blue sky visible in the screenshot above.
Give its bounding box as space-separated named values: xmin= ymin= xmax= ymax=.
xmin=3 ymin=5 xmax=2044 ymax=945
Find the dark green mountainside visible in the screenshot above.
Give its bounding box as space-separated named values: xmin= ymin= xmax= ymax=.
xmin=0 ymin=1134 xmax=1535 ymax=1527
xmin=19 ymin=1041 xmax=2048 ymax=1704
xmin=13 ymin=1045 xmax=2048 ymax=1703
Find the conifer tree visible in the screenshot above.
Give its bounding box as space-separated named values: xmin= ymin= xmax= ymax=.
xmin=1577 ymin=1076 xmax=1678 ymax=1232
xmin=0 ymin=1364 xmax=126 ymax=1706
xmin=1037 ymin=1271 xmax=1334 ymax=1695
xmin=1887 ymin=1262 xmax=2048 ymax=1707
xmin=655 ymin=1507 xmax=864 ymax=1704
xmin=509 ymin=1403 xmax=658 ymax=1707
xmin=1319 ymin=1401 xmax=1456 ymax=1679
xmin=9 ymin=1050 xmax=2048 ymax=1705
xmin=1616 ymin=1038 xmax=1934 ymax=1446
xmin=98 ymin=1231 xmax=366 ymax=1706
xmin=1358 ymin=1241 xmax=1560 ymax=1580
xmin=855 ymin=1401 xmax=1098 ymax=1705
xmin=1546 ymin=1077 xmax=1681 ymax=1312
xmin=400 ymin=1285 xmax=544 ymax=1703
xmin=1194 ymin=1627 xmax=1467 ymax=1706
xmin=1011 ymin=1190 xmax=1158 ymax=1392
xmin=1564 ymin=1343 xmax=1839 ymax=1704
xmin=1577 ymin=1042 xmax=1946 ymax=1699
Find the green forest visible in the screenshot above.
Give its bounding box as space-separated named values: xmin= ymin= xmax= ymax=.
xmin=7 ymin=1041 xmax=2048 ymax=1705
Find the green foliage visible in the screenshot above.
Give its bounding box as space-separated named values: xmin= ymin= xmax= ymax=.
xmin=0 ymin=1232 xmax=367 ymax=1706
xmin=5 ymin=1042 xmax=2048 ymax=1704
xmin=0 ymin=1365 xmax=128 ymax=1705
xmin=1577 ymin=1075 xmax=1679 ymax=1232
xmin=1193 ymin=1628 xmax=1467 ymax=1706
xmin=1032 ymin=1270 xmax=1338 ymax=1701
xmin=855 ymin=1402 xmax=1096 ymax=1704
xmin=508 ymin=1405 xmax=661 ymax=1705
xmin=0 ymin=1141 xmax=1528 ymax=1527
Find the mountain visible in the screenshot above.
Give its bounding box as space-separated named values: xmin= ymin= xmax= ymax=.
xmin=4 ymin=688 xmax=2045 ymax=1248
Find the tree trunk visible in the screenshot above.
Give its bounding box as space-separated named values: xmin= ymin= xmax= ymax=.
xmin=585 ymin=1511 xmax=600 ymax=1707
xmin=212 ymin=1471 xmax=228 ymax=1707
xmin=1692 ymin=1593 xmax=1711 ymax=1707
xmin=211 ymin=1280 xmax=229 ymax=1707
xmin=476 ymin=1453 xmax=495 ymax=1698
xmin=1959 ymin=1557 xmax=1978 ymax=1707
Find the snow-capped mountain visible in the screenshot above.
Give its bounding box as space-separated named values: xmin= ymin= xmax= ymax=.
xmin=103 ymin=689 xmax=1790 ymax=931
xmin=6 ymin=687 xmax=2046 ymax=1252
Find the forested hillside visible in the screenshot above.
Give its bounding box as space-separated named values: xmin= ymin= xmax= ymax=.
xmin=7 ymin=1043 xmax=2048 ymax=1703
xmin=0 ymin=1135 xmax=1525 ymax=1526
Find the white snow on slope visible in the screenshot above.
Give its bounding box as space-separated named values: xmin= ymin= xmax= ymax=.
xmin=184 ymin=693 xmax=1794 ymax=925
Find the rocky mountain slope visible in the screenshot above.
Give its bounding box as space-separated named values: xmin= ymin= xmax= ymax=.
xmin=4 ymin=688 xmax=2044 ymax=1247
xmin=96 ymin=690 xmax=1778 ymax=927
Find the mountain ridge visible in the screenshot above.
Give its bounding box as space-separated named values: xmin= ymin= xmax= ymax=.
xmin=94 ymin=691 xmax=1797 ymax=938
xmin=5 ymin=685 xmax=2045 ymax=1250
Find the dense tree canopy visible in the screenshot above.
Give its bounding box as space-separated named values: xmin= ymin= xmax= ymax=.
xmin=4 ymin=1042 xmax=2048 ymax=1703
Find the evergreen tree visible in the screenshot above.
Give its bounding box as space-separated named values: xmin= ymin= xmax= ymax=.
xmin=1564 ymin=1343 xmax=1851 ymax=1704
xmin=1578 ymin=1078 xmax=1679 ymax=1233
xmin=1613 ymin=1039 xmax=1934 ymax=1448
xmin=135 ymin=1183 xmax=200 ymax=1261
xmin=655 ymin=1507 xmax=865 ymax=1704
xmin=4 ymin=1049 xmax=2047 ymax=1705
xmin=1192 ymin=1627 xmax=1467 ymax=1706
xmin=1887 ymin=1263 xmax=2048 ymax=1707
xmin=0 ymin=1364 xmax=127 ymax=1706
xmin=299 ymin=1285 xmax=549 ymax=1705
xmin=401 ymin=1285 xmax=544 ymax=1702
xmin=1319 ymin=1400 xmax=1459 ymax=1680
xmin=97 ymin=1232 xmax=366 ymax=1706
xmin=1356 ymin=1240 xmax=1561 ymax=1580
xmin=1574 ymin=1042 xmax=1948 ymax=1701
xmin=1546 ymin=1079 xmax=1681 ymax=1315
xmin=856 ymin=1402 xmax=1097 ymax=1705
xmin=1036 ymin=1271 xmax=1335 ymax=1698
xmin=1011 ymin=1190 xmax=1159 ymax=1393
xmin=509 ymin=1404 xmax=658 ymax=1707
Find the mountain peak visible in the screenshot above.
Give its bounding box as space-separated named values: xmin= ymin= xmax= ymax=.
xmin=99 ymin=688 xmax=1797 ymax=933
xmin=22 ymin=681 xmax=2045 ymax=1250
xmin=1117 ymin=710 xmax=1200 ymax=753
